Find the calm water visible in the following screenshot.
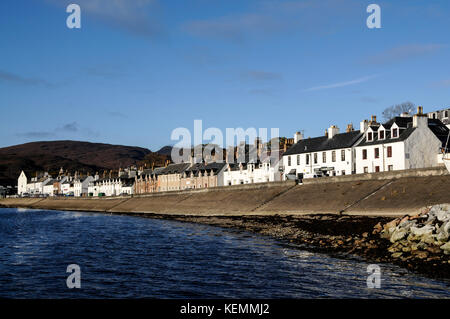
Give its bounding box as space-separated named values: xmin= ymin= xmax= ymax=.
xmin=0 ymin=208 xmax=448 ymax=298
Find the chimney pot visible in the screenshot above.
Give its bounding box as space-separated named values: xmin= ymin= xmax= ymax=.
xmin=417 ymin=106 xmax=423 ymax=115
xmin=294 ymin=131 xmax=303 ymax=143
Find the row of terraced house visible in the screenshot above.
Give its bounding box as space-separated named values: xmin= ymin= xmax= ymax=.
xmin=17 ymin=107 xmax=449 ymax=197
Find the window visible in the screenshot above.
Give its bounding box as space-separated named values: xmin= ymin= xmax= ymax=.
xmin=392 ymin=128 xmax=398 ymax=138
xmin=375 ymin=166 xmax=380 ymax=172
xmin=342 ymin=170 xmax=346 ymax=176
xmin=288 ymin=156 xmax=291 ymax=166
xmin=314 ymin=153 xmax=318 ymax=164
xmin=332 ymin=151 xmax=336 ymax=162
xmin=364 ymin=167 xmax=368 ymax=173
xmin=388 ymin=165 xmax=393 ymax=171
xmin=387 ymin=146 xmax=392 ymax=158
xmin=367 ymin=132 xmax=373 ymax=141
xmin=445 ymin=111 xmax=448 ymax=118
xmin=379 ymin=130 xmax=385 ymax=139
xmin=374 ymin=148 xmax=380 ymax=159
xmin=297 ymin=155 xmax=300 ymax=165
xmin=322 ymin=152 xmax=326 ymax=163
xmin=341 ymin=150 xmax=345 ymax=161
xmin=362 ymin=149 xmax=367 ymax=160
xmin=306 ymin=154 xmax=310 ymax=165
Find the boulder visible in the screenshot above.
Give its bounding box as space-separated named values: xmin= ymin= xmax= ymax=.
xmin=410 ymin=224 xmax=434 ymax=236
xmin=440 ymin=242 xmax=450 ymax=255
xmin=390 ymin=228 xmax=407 ymax=243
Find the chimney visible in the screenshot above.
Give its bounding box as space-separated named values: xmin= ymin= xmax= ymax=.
xmin=294 ymin=132 xmax=303 ymax=143
xmin=360 ymin=119 xmax=368 ymax=133
xmin=324 ymin=130 xmax=328 ymax=138
xmin=370 ymin=115 xmax=377 ymax=124
xmin=327 ymin=125 xmax=339 ymax=139
xmin=346 ymin=124 xmax=354 ymax=133
xmin=400 ymin=112 xmax=411 ymax=118
xmin=413 ymin=106 xmax=427 ymax=128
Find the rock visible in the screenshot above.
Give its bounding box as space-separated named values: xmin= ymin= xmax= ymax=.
xmin=414 ymin=251 xmax=429 ymax=259
xmin=402 ymin=246 xmax=411 ymax=253
xmin=440 ymin=242 xmax=450 ymax=255
xmin=399 ymin=216 xmax=410 ymax=225
xmin=388 ymin=245 xmax=400 ymax=253
xmin=373 ymin=222 xmax=382 ymax=234
xmin=384 ymin=219 xmax=400 ymax=231
xmin=426 ymin=246 xmax=441 ymax=254
xmin=410 ymin=224 xmax=434 ymax=236
xmin=435 ymin=231 xmax=449 ymax=243
xmin=391 ymin=252 xmax=403 ymax=258
xmin=417 ymin=242 xmax=428 ymax=250
xmin=421 ymin=233 xmax=436 ymax=245
xmin=362 ymin=232 xmax=369 ymax=238
xmin=390 ymin=228 xmax=407 ymax=243
xmin=407 ymin=233 xmax=421 ymax=242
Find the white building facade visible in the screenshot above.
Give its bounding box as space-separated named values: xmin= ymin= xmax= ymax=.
xmin=355 ymin=108 xmax=448 ymax=174
xmin=282 ymin=125 xmax=364 ymax=180
xmin=223 ymin=159 xmax=281 ymax=186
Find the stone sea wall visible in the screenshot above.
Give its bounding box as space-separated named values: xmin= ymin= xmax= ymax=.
xmin=1 ymin=173 xmax=449 ymax=216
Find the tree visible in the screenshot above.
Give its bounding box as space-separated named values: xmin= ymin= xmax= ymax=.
xmin=382 ymin=101 xmax=415 ymax=121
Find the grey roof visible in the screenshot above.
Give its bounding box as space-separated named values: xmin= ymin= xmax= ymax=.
xmin=283 ymin=131 xmax=362 ymax=156
xmin=185 ymin=162 xmax=226 ymax=176
xmin=428 ymin=119 xmax=450 ymax=147
xmin=358 ymin=117 xmax=449 ymax=147
xmin=160 ymin=163 xmax=190 ymax=175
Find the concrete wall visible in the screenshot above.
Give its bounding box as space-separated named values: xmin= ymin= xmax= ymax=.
xmin=2 ymin=168 xmax=449 ymax=217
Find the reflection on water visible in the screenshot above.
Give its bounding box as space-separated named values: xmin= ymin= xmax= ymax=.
xmin=0 ymin=208 xmax=448 ymax=298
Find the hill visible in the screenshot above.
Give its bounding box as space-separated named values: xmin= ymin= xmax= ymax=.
xmin=0 ymin=140 xmax=168 ymax=187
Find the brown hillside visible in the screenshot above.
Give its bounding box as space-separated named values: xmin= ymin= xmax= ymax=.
xmin=0 ymin=140 xmax=167 ymax=186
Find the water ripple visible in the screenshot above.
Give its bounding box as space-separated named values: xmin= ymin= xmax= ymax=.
xmin=0 ymin=208 xmax=448 ymax=298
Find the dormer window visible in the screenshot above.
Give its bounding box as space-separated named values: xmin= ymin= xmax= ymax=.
xmin=379 ymin=130 xmax=385 ymax=140
xmin=367 ymin=132 xmax=373 ymax=141
xmin=392 ymin=128 xmax=398 ymax=138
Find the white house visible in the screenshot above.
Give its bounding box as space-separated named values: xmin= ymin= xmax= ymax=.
xmin=282 ymin=124 xmax=364 ymax=180
xmin=60 ymin=178 xmax=74 ymax=196
xmin=18 ymin=171 xmax=27 ymax=196
xmin=25 ymin=173 xmax=52 ymax=196
xmin=223 ymin=158 xmax=281 ymax=186
xmin=355 ymin=107 xmax=449 ymax=174
xmin=427 ymin=107 xmax=449 ymax=129
xmin=74 ymin=176 xmax=94 ymax=197
xmin=42 ymin=179 xmax=56 ymax=197
xmin=88 ymin=177 xmax=135 ymax=197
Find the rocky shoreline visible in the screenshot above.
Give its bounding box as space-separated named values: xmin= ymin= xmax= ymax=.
xmin=127 ymin=205 xmax=450 ymax=280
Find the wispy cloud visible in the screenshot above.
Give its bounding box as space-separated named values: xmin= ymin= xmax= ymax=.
xmin=304 ymin=75 xmax=378 ymax=92
xmin=0 ymin=70 xmax=53 ymax=87
xmin=182 ymin=0 xmax=360 ymax=42
xmin=241 ymin=70 xmax=282 ymax=81
xmin=248 ymin=88 xmax=273 ymax=96
xmin=57 ymin=122 xmax=79 ymax=133
xmin=84 ymin=66 xmax=126 ymax=79
xmin=108 ymin=111 xmax=128 ymax=119
xmin=16 ymin=131 xmax=56 ymax=139
xmin=432 ymin=79 xmax=450 ymax=88
xmin=46 ymin=0 xmax=163 ymax=38
xmin=363 ymin=44 xmax=447 ymax=65
xmin=16 ymin=122 xmax=98 ymax=140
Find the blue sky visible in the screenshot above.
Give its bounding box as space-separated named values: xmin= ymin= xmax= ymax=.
xmin=0 ymin=0 xmax=449 ymax=151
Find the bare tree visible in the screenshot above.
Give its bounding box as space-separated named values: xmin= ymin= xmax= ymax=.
xmin=382 ymin=101 xmax=415 ymax=121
